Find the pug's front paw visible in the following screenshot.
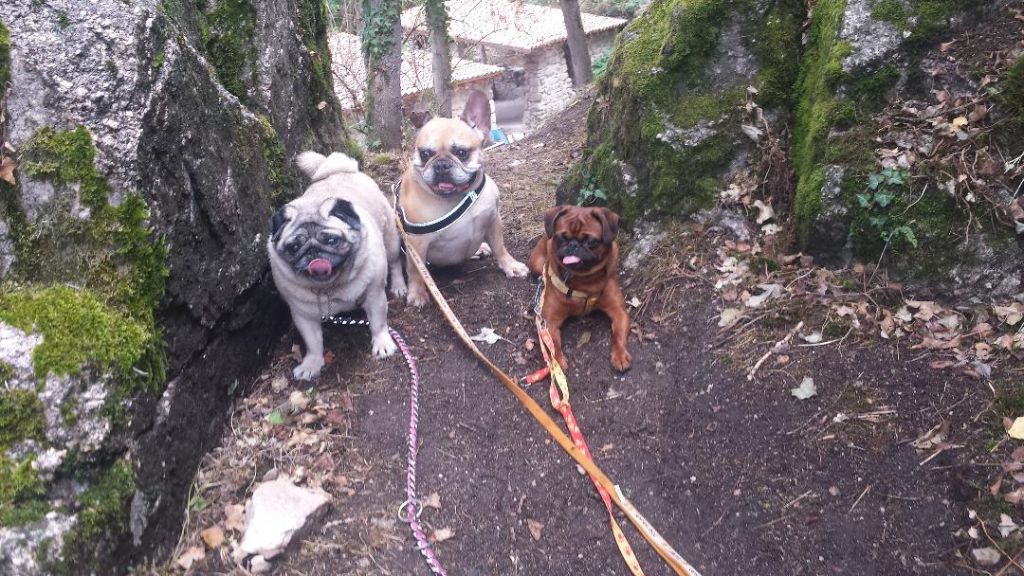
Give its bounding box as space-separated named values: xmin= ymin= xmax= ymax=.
xmin=406 ymin=284 xmax=430 ymax=307
xmin=293 ymin=355 xmax=325 ymax=380
xmin=499 ymin=258 xmax=529 ymax=279
xmin=372 ymin=332 xmax=398 ymax=358
xmin=390 ymin=278 xmax=408 ymax=299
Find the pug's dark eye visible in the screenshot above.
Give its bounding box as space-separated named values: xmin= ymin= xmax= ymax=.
xmin=452 ymin=147 xmax=470 ymax=162
xmin=285 ymin=240 xmax=302 ymax=254
xmin=418 ymin=148 xmax=433 ymax=163
xmin=320 ymin=234 xmax=341 ymax=246
xmin=584 ymin=238 xmax=599 ymax=247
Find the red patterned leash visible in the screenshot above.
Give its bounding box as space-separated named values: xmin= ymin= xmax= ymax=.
xmin=529 ymin=286 xmax=646 ymax=576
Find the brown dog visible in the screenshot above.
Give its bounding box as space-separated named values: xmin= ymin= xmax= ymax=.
xmin=528 ymin=205 xmax=632 ymax=372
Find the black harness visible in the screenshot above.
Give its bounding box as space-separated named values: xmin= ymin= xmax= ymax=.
xmin=393 ymin=174 xmax=487 ymax=235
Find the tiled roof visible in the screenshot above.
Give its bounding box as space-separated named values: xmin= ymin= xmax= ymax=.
xmin=328 ymin=32 xmax=504 ymax=111
xmin=401 ymin=0 xmax=627 ymax=53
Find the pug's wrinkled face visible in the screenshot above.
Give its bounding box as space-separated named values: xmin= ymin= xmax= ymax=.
xmin=412 ymin=117 xmax=484 ymax=197
xmin=544 ymin=206 xmax=620 ymax=272
xmin=271 ymin=198 xmax=362 ymax=282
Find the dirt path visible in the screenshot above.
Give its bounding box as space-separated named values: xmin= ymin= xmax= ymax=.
xmin=176 ymin=94 xmax=997 ymax=576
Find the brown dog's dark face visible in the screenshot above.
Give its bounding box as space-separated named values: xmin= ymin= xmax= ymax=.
xmin=543 ymin=206 xmax=620 ymax=271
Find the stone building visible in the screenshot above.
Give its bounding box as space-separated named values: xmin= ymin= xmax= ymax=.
xmin=402 ymin=0 xmax=626 ymax=133
xmin=328 ymin=32 xmax=503 ymax=125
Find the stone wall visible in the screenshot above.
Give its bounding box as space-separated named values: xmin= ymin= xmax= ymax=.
xmin=523 ymin=43 xmax=576 ymax=132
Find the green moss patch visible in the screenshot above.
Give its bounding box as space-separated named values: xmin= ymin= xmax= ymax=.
xmin=18 ymin=127 xmax=168 ymax=324
xmin=0 ymin=360 xmax=13 ymax=384
xmin=59 ymin=460 xmax=135 ymax=573
xmin=0 ymin=21 xmax=10 ymax=89
xmin=792 ymin=0 xmax=847 ymax=241
xmin=0 ymin=287 xmax=149 ymax=380
xmin=0 ymin=389 xmax=46 ymax=450
xmin=203 ymin=0 xmax=257 ymax=99
xmin=0 ymin=455 xmax=48 ymax=527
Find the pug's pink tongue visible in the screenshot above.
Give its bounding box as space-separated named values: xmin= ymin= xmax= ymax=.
xmin=562 ymin=255 xmax=581 ymax=265
xmin=308 ymin=258 xmax=332 ymax=276
xmin=436 ymin=182 xmax=456 ymax=192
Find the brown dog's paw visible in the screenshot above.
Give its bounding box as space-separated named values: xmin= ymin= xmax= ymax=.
xmin=610 ymin=347 xmax=632 ymax=372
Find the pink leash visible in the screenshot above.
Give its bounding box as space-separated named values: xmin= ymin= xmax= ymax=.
xmin=391 ymin=327 xmax=449 ymax=575
xmin=323 ymin=318 xmax=448 ymax=574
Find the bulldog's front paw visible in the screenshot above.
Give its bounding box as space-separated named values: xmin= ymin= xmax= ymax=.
xmin=372 ymin=332 xmax=398 ymax=358
xmin=499 ymin=258 xmax=529 ymax=279
xmin=610 ymin=346 xmax=632 ymax=373
xmin=473 ymin=242 xmax=493 ymax=259
xmin=406 ymin=284 xmax=430 ymax=307
xmin=293 ymin=355 xmax=325 ymax=380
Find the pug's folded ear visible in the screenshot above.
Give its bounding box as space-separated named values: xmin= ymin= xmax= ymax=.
xmin=270 ymin=208 xmax=290 ymax=242
xmin=595 ymin=207 xmax=620 ymax=244
xmin=543 ymin=205 xmax=572 ymax=238
xmin=328 ymin=198 xmax=362 ymax=231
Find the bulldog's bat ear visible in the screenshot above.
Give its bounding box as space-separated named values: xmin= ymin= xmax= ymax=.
xmin=270 ymin=208 xmax=289 ymax=242
xmin=410 ymin=110 xmax=433 ymax=130
xmin=543 ymin=205 xmax=571 ymax=238
xmin=329 ymin=199 xmax=361 ymax=231
xmin=594 ymin=207 xmax=620 ymax=244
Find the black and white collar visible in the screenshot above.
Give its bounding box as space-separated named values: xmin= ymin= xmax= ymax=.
xmin=394 ymin=173 xmax=487 ymax=235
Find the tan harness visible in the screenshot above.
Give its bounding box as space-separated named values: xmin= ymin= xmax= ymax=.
xmin=545 ymin=263 xmax=600 ymax=314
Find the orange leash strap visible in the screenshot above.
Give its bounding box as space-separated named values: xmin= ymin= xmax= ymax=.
xmin=533 ymin=313 xmax=646 ymax=576
xmin=398 ymin=218 xmax=703 ymax=576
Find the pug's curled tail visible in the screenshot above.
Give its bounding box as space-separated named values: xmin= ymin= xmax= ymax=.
xmin=296 ymin=151 xmax=359 ymax=182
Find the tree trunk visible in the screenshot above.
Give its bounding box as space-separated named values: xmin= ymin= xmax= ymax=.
xmin=424 ymin=0 xmax=453 ymax=117
xmin=559 ymin=0 xmax=593 ymax=87
xmin=362 ymin=0 xmax=403 ymax=151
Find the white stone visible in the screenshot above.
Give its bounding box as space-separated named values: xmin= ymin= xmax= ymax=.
xmin=240 ymin=478 xmax=331 ymax=559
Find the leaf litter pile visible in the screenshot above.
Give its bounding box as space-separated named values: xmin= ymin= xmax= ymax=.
xmin=159 ymin=345 xmax=429 ymax=575
xmin=625 ymin=7 xmax=1024 ymax=571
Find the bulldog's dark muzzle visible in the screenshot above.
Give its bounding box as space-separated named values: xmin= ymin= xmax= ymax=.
xmin=555 ymin=237 xmax=598 ymax=269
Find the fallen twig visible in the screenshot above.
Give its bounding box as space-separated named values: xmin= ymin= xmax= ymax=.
xmin=848 ymin=484 xmax=872 ymax=515
xmin=747 ymin=320 xmax=803 ymax=380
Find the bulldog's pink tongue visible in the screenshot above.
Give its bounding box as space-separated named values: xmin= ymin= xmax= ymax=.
xmin=308 ymin=258 xmax=332 ymax=276
xmin=436 ymin=182 xmax=456 ymax=192
xmin=562 ymin=255 xmax=581 ymax=265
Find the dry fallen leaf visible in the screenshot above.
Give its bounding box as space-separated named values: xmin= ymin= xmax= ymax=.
xmin=429 ymin=527 xmax=454 ymax=543
xmin=423 ymin=492 xmax=442 ymax=509
xmin=224 ymin=504 xmax=246 ymax=533
xmin=200 ymin=526 xmax=225 ymax=549
xmin=527 ymin=519 xmax=544 ymax=541
xmin=1008 ymin=417 xmax=1024 ymax=440
xmin=175 ymin=546 xmax=206 ymax=570
xmin=0 ymin=157 xmax=16 ymax=185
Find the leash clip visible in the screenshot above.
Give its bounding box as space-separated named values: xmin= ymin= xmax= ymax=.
xmin=397 ymin=498 xmax=424 ymax=522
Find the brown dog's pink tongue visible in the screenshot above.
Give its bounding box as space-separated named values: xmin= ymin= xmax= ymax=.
xmin=308 ymin=258 xmax=332 ymax=276
xmin=562 ymin=255 xmax=581 ymax=265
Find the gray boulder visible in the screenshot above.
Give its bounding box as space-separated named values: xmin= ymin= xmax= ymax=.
xmin=0 ymin=0 xmax=352 ymax=573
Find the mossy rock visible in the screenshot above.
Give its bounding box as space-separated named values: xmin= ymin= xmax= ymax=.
xmin=561 ymin=0 xmax=805 ymax=225
xmin=0 ymin=20 xmax=10 ymax=90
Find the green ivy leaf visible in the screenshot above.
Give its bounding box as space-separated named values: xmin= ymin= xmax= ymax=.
xmin=856 ymin=193 xmax=872 ymax=208
xmin=267 ymin=409 xmax=285 ymax=426
xmin=874 ymin=191 xmax=895 ymax=207
xmin=869 ymin=215 xmax=889 ymax=228
xmin=867 ymin=173 xmax=884 ymax=190
xmin=188 ymin=495 xmax=208 ymax=512
xmin=895 ymin=226 xmax=918 ymax=248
